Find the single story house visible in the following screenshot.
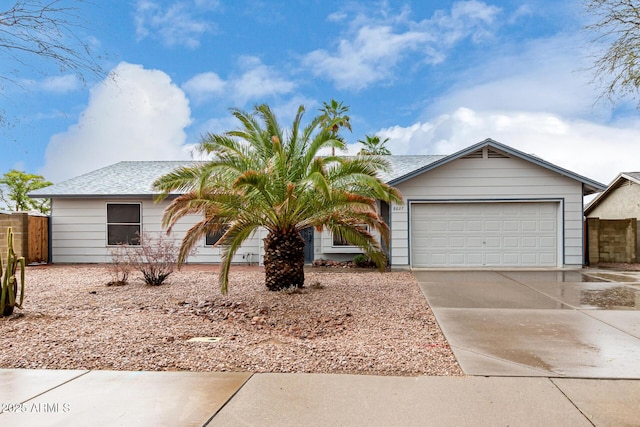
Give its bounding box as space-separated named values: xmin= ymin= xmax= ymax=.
xmin=584 ymin=172 xmax=640 ymax=264
xmin=29 ymin=138 xmax=606 ymax=268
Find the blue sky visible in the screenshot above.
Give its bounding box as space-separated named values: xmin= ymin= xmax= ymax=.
xmin=1 ymin=0 xmax=639 ymax=186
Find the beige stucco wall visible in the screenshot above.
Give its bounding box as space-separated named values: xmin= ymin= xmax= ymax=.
xmin=587 ymin=180 xmax=640 ymax=219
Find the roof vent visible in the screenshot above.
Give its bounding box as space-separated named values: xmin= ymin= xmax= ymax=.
xmin=462 ymin=149 xmax=483 ymax=159
xmin=487 ymin=148 xmax=509 ymax=158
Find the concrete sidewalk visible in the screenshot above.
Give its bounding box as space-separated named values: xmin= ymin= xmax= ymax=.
xmin=2 ymin=369 xmax=639 ymax=426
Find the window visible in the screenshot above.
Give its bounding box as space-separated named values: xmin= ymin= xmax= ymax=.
xmin=332 ymin=225 xmax=369 ymax=247
xmin=205 ymin=226 xmax=229 ymax=246
xmin=107 ymin=203 xmax=141 ymax=245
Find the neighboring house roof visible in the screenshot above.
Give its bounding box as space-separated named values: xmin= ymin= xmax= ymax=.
xmin=29 ymin=138 xmax=606 ymax=198
xmin=584 ymin=172 xmax=640 ymax=216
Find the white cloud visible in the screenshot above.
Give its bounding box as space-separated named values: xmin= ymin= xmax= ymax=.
xmin=376 ymin=107 xmax=640 ymax=186
xmin=41 ymin=62 xmax=192 ymax=182
xmin=229 ymin=56 xmax=297 ymax=104
xmin=304 ymin=1 xmax=502 ymax=90
xmin=182 ymin=56 xmax=295 ymax=106
xmin=134 ymin=0 xmax=216 ymax=48
xmin=304 ymin=25 xmax=430 ymax=90
xmin=182 ymin=72 xmax=226 ymax=103
xmin=431 ymin=0 xmax=501 ymax=45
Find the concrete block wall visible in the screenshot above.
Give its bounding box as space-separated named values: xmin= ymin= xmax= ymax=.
xmin=586 ymin=217 xmax=637 ymax=264
xmin=0 ymin=212 xmax=29 ymax=261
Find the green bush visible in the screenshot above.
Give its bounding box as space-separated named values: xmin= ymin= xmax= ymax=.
xmin=353 ymin=254 xmax=372 ymax=268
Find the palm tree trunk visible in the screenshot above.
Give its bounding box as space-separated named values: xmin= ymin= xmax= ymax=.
xmin=263 ymin=230 xmax=305 ymax=291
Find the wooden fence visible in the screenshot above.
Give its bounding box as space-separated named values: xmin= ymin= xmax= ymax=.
xmin=0 ymin=212 xmax=49 ymax=264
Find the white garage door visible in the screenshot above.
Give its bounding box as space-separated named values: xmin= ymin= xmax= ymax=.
xmin=411 ymin=202 xmax=558 ymax=267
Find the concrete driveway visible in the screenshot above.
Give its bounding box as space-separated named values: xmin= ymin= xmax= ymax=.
xmin=414 ymin=270 xmax=640 ymax=378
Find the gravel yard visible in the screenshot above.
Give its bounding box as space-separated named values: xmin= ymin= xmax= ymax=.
xmin=1 ymin=265 xmax=462 ymax=376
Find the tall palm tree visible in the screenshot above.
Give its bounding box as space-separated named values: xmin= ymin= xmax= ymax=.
xmin=318 ymin=99 xmax=351 ymax=155
xmin=359 ymin=135 xmax=392 ymax=155
xmin=153 ymin=103 xmax=402 ymax=294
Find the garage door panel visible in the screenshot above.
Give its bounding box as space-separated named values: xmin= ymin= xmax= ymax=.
xmin=431 ymin=237 xmax=447 ymax=247
xmin=467 ymin=221 xmax=483 ymax=232
xmin=539 ymin=253 xmax=556 ymax=264
xmin=467 ymin=237 xmax=483 ymax=248
xmin=503 ymin=253 xmax=520 ymax=264
xmin=484 ymin=237 xmax=501 ymax=248
xmin=485 ymin=221 xmax=501 ymax=231
xmin=431 ymin=254 xmax=447 ymax=264
xmin=411 ymin=202 xmax=558 ymax=267
xmin=540 ymin=220 xmax=556 ymax=231
xmin=503 ymin=237 xmax=519 ymax=247
xmin=449 ymin=221 xmax=465 ymax=231
xmin=503 ymin=221 xmax=519 ymax=232
xmin=539 ymin=237 xmax=556 ymax=247
xmin=485 ymin=253 xmax=502 ymax=264
xmin=450 ymin=254 xmax=465 ymax=264
xmin=521 ymin=254 xmax=539 ymax=264
xmin=431 ymin=221 xmax=447 ymax=231
xmin=450 ymin=237 xmax=465 ymax=247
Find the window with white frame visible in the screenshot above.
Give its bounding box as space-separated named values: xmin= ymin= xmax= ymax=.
xmin=106 ymin=203 xmax=141 ymax=245
xmin=332 ymin=225 xmax=369 ymax=247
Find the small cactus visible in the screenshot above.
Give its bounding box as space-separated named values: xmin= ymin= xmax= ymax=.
xmin=1 ymin=227 xmax=26 ymax=317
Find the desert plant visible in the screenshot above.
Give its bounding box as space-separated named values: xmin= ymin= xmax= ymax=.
xmin=109 ymin=232 xmax=184 ymax=286
xmin=0 ymin=227 xmax=26 ymax=317
xmin=353 ymin=254 xmax=374 ymax=268
xmin=154 ymin=103 xmax=402 ymax=294
xmin=132 ymin=232 xmax=182 ymax=285
xmin=108 ymin=244 xmax=132 ymax=286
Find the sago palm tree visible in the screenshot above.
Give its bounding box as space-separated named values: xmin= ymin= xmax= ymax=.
xmin=359 ymin=135 xmax=392 ymax=155
xmin=153 ymin=103 xmax=403 ymax=294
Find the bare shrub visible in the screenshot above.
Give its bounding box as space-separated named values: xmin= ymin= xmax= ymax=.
xmin=109 ymin=232 xmax=186 ymax=286
xmin=108 ymin=245 xmax=132 ymax=286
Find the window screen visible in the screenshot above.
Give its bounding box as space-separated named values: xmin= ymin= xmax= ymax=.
xmin=107 ymin=203 xmax=141 ymax=245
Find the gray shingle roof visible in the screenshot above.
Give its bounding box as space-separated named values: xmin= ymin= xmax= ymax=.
xmin=377 ymin=155 xmax=446 ymax=182
xmin=623 ymin=172 xmax=640 ymax=182
xmin=28 ymin=139 xmax=607 ymax=198
xmin=29 ymin=156 xmax=446 ymax=198
xmin=29 ymin=161 xmax=200 ymax=197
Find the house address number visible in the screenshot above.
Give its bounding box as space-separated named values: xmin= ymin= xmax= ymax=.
xmin=392 ymin=205 xmax=405 ymax=212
